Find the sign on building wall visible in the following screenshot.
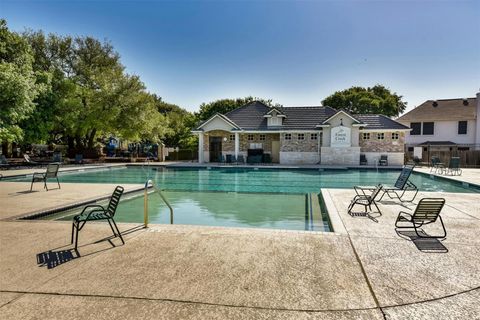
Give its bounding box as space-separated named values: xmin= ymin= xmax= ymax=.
xmin=330 ymin=125 xmax=351 ymax=147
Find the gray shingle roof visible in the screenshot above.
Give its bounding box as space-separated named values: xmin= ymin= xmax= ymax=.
xmin=198 ymin=101 xmax=409 ymax=131
xmin=355 ymin=114 xmax=410 ymax=130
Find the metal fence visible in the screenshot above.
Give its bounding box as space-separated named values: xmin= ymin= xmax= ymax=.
xmin=405 ymin=144 xmax=480 ymax=168
xmin=165 ymin=148 xmax=198 ymax=161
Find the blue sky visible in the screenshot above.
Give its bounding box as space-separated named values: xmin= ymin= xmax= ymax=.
xmin=2 ymin=0 xmax=479 ymax=113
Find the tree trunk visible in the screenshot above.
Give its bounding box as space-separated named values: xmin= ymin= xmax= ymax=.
xmin=87 ymin=129 xmax=97 ymax=149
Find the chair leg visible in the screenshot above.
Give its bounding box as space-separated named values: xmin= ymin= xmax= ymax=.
xmin=71 ymin=223 xmax=75 ymax=244
xmin=57 ymin=177 xmax=61 ymax=189
xmin=107 ymin=219 xmax=117 ymax=237
xmin=30 ymin=179 xmax=34 ymax=192
xmin=44 ymin=179 xmax=49 ymax=191
xmin=110 ymin=219 xmax=125 ymax=244
xmin=75 ymin=225 xmax=79 ymax=251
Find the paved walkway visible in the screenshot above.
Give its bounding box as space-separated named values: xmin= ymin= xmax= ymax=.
xmin=414 ymin=167 xmax=480 ymax=186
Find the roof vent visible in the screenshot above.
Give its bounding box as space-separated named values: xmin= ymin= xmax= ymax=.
xmin=462 ymin=99 xmax=469 ymax=106
xmin=432 ymin=101 xmax=438 ymax=107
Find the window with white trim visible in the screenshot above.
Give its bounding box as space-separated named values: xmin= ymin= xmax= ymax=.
xmin=284 ymin=133 xmax=292 ymax=140
xmin=377 ymin=133 xmax=385 ymax=140
xmin=247 ymin=134 xmax=254 ymax=141
xmin=310 ymin=133 xmax=318 ymax=140
xmin=229 ymin=134 xmax=235 ymax=141
xmin=297 ymin=133 xmax=305 ymax=140
xmin=391 ymin=132 xmax=399 ymax=140
xmin=362 ymin=132 xmax=370 ymax=140
xmin=259 ymin=134 xmax=266 ymax=141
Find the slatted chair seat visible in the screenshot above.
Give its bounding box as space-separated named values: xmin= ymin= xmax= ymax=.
xmin=71 ymin=186 xmax=125 ymax=251
xmin=395 ymin=198 xmax=446 ymax=239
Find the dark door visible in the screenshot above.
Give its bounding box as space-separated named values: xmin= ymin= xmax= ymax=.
xmin=209 ymin=137 xmax=222 ymax=162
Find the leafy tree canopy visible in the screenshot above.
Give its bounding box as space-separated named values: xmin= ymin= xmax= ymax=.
xmin=196 ymin=96 xmax=282 ymax=121
xmin=0 ymin=19 xmax=44 ymax=142
xmin=322 ymin=85 xmax=407 ymax=117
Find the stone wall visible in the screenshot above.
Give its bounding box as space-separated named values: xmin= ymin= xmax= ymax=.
xmin=280 ymin=152 xmax=319 ymax=164
xmin=359 ymin=131 xmax=405 ymax=153
xmin=280 ymin=133 xmax=320 ymax=152
xmin=320 ymin=147 xmax=361 ymax=165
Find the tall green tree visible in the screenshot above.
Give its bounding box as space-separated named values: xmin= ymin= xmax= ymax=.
xmin=322 ymin=85 xmax=407 ymax=117
xmin=0 ymin=19 xmax=44 ymax=144
xmin=153 ymin=94 xmax=196 ymax=148
xmin=196 ymin=96 xmax=281 ymax=121
xmin=22 ymin=30 xmax=168 ymax=151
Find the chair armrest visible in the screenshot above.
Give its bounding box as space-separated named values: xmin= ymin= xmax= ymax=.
xmin=354 ymin=186 xmax=374 ymax=196
xmin=78 ymin=205 xmax=105 ymax=216
xmin=397 ymin=211 xmax=413 ymax=221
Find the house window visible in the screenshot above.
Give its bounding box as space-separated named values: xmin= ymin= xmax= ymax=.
xmin=410 ymin=122 xmax=421 ymax=135
xmin=422 ymin=122 xmax=434 ymax=135
xmin=362 ymin=132 xmax=370 ymax=140
xmin=391 ymin=132 xmax=399 ymax=140
xmin=297 ymin=133 xmax=305 ymax=140
xmin=377 ymin=133 xmax=385 ymax=140
xmin=247 ymin=134 xmax=254 ymax=141
xmin=310 ymin=133 xmax=318 ymax=140
xmin=259 ymin=134 xmax=266 ymax=141
xmin=229 ymin=134 xmax=235 ymax=141
xmin=284 ymin=133 xmax=292 ymax=140
xmin=458 ymin=121 xmax=467 ymax=135
xmin=458 ymin=147 xmax=470 ymax=151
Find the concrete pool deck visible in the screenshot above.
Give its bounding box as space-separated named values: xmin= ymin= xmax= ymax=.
xmin=0 ymin=169 xmax=479 ymax=319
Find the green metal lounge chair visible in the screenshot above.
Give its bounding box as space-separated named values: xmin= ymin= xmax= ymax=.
xmin=360 ymin=154 xmax=367 ymax=165
xmin=379 ymin=155 xmax=388 ymax=166
xmin=348 ymin=184 xmax=383 ymax=218
xmin=355 ymin=165 xmax=418 ymax=202
xmin=71 ymin=186 xmax=125 ymax=251
xmin=395 ymin=198 xmax=446 ymax=239
xmin=30 ymin=163 xmax=61 ymax=191
xmin=446 ymin=157 xmax=462 ymax=176
xmin=377 ymin=165 xmax=418 ymax=202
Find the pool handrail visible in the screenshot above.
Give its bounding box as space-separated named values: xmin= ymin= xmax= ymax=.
xmin=144 ymin=179 xmax=174 ymax=227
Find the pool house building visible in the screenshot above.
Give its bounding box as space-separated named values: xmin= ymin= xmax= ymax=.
xmin=192 ymin=101 xmax=410 ymax=166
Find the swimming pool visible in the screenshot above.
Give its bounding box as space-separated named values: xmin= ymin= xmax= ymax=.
xmin=13 ymin=166 xmax=479 ymax=232
xmin=10 ymin=166 xmax=480 ymax=193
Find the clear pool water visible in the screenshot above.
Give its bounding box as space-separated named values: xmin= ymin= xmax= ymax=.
xmin=12 ymin=166 xmax=479 ymax=194
xmin=42 ymin=191 xmax=330 ymax=231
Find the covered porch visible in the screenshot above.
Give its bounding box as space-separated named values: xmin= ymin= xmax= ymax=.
xmin=197 ymin=130 xmax=280 ymax=163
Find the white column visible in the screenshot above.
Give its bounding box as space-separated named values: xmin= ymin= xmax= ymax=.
xmin=234 ymin=132 xmax=240 ymax=159
xmin=198 ymin=133 xmax=204 ymax=163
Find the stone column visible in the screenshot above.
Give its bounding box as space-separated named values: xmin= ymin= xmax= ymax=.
xmin=234 ymin=132 xmax=240 ymax=159
xmin=198 ymin=132 xmax=204 ymax=163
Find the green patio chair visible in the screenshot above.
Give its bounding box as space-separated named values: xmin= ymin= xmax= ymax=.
xmin=348 ymin=184 xmax=383 ymax=218
xmin=30 ymin=163 xmax=61 ymax=191
xmin=379 ymin=155 xmax=388 ymax=166
xmin=430 ymin=156 xmax=444 ymax=174
xmin=71 ymin=186 xmax=125 ymax=251
xmin=395 ymin=198 xmax=446 ymax=239
xmin=446 ymin=157 xmax=462 ymax=176
xmin=355 ymin=165 xmax=418 ymax=202
xmin=360 ymin=154 xmax=368 ymax=165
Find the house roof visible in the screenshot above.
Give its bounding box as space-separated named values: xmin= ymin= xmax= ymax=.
xmin=355 ymin=114 xmax=410 ymax=130
xmin=196 ymin=101 xmax=409 ymax=131
xmin=397 ymin=97 xmax=477 ymax=122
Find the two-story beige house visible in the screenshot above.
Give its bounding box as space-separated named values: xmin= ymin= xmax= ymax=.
xmin=397 ymin=92 xmax=480 ymax=151
xmin=192 ymin=101 xmax=410 ymax=166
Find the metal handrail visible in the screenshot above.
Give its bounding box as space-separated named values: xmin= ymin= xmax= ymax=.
xmin=144 ymin=179 xmax=174 ymax=227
